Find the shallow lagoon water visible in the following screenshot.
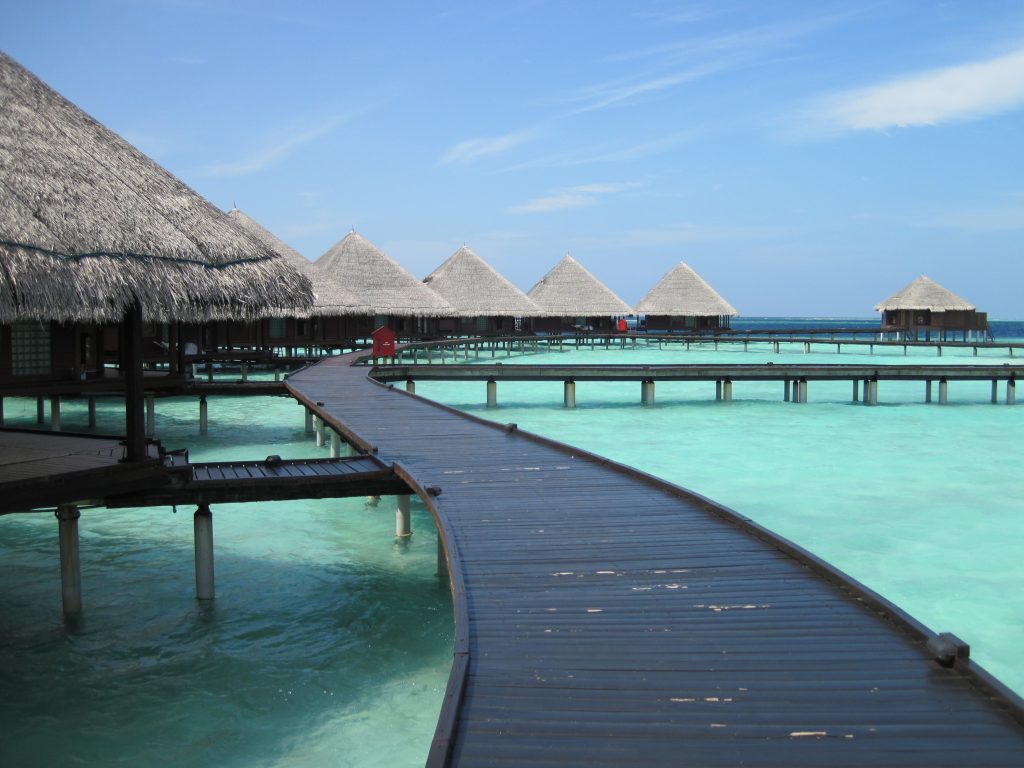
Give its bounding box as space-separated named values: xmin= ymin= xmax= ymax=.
xmin=1 ymin=329 xmax=1022 ymax=765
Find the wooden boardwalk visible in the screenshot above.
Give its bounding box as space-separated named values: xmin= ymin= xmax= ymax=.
xmin=287 ymin=354 xmax=1024 ymax=767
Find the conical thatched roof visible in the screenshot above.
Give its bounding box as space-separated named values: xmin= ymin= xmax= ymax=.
xmin=873 ymin=275 xmax=975 ymax=312
xmin=634 ymin=261 xmax=738 ymax=317
xmin=0 ymin=52 xmax=312 ymax=324
xmin=226 ymin=208 xmax=373 ymax=317
xmin=527 ymin=254 xmax=632 ymax=316
xmin=423 ymin=245 xmax=543 ymax=317
xmin=314 ymin=231 xmax=455 ymax=317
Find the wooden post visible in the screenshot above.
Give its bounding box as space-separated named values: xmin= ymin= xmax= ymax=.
xmin=406 ymin=378 xmax=416 ymax=394
xmin=194 ymin=504 xmax=215 ymax=600
xmin=852 ymin=379 xmax=859 ymax=402
xmin=199 ymin=395 xmax=208 ymax=435
xmin=722 ymin=379 xmax=733 ymax=401
xmin=564 ymin=380 xmax=576 ymax=409
xmin=274 ymin=368 xmax=281 ymax=382
xmin=87 ymin=396 xmax=97 ymax=428
xmin=36 ymin=395 xmax=45 ymax=424
xmin=925 ymin=380 xmax=932 ymax=404
xmin=145 ymin=393 xmax=155 ymax=438
xmin=396 ymin=495 xmax=412 ymax=538
xmin=304 ymin=408 xmax=313 ymax=434
xmin=50 ymin=396 xmax=61 ymax=432
xmin=207 ymin=361 xmax=214 ymax=382
xmin=938 ymin=378 xmax=948 ymax=405
xmin=241 ymin=361 xmax=248 ymax=382
xmin=56 ymin=504 xmax=82 ymax=618
xmin=330 ymin=430 xmax=341 ymax=458
xmin=1008 ymin=379 xmax=1016 ymax=406
xmin=122 ymin=301 xmax=146 ymax=461
xmin=486 ymin=379 xmax=497 ymax=408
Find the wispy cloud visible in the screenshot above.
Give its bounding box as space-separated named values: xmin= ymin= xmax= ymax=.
xmin=500 ymin=130 xmax=697 ymax=173
xmin=510 ymin=182 xmax=638 ymax=214
xmin=439 ymin=131 xmax=531 ymax=165
xmin=194 ymin=116 xmax=350 ymax=177
xmin=816 ymin=47 xmax=1024 ymax=131
xmin=564 ymin=66 xmax=721 ymax=114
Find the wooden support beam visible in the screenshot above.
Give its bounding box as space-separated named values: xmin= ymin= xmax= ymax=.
xmin=194 ymin=504 xmax=215 ymax=600
xmin=56 ymin=504 xmax=82 ymax=618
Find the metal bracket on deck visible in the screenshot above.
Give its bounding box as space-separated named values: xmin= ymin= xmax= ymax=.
xmin=927 ymin=632 xmax=970 ymax=668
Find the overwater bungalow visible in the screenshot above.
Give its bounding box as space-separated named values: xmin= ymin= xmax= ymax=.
xmin=422 ymin=245 xmax=542 ymax=336
xmin=634 ymin=261 xmax=738 ymax=333
xmin=0 ymin=50 xmax=311 ymax=477
xmin=313 ymin=231 xmax=455 ymax=340
xmin=874 ymin=275 xmax=990 ymax=342
xmin=527 ymin=254 xmax=632 ymax=334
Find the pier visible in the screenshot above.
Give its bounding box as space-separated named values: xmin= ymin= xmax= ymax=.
xmin=287 ymin=352 xmax=1024 ymax=767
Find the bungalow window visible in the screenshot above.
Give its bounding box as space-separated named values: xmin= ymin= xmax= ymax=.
xmin=268 ymin=317 xmax=286 ymax=338
xmin=11 ymin=319 xmax=51 ymax=376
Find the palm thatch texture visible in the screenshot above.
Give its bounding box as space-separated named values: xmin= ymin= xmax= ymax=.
xmin=226 ymin=208 xmax=373 ymax=317
xmin=314 ymin=231 xmax=455 ymax=317
xmin=873 ymin=275 xmax=975 ymax=312
xmin=423 ymin=245 xmax=543 ymax=317
xmin=527 ymin=254 xmax=632 ymax=316
xmin=0 ymin=51 xmax=312 ymax=324
xmin=634 ymin=261 xmax=738 ymax=317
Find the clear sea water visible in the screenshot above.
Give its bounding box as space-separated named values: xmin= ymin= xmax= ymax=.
xmin=1 ymin=318 xmax=1022 ymax=766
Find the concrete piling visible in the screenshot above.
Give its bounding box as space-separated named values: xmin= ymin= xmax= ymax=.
xmin=56 ymin=504 xmax=82 ymax=618
xmin=193 ymin=505 xmax=215 ymax=600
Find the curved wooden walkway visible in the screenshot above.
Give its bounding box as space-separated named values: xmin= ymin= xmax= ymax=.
xmin=287 ymin=354 xmax=1024 ymax=767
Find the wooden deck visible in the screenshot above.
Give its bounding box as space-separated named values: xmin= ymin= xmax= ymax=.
xmin=0 ymin=428 xmax=166 ymax=514
xmin=287 ymin=354 xmax=1024 ymax=767
xmin=106 ymin=454 xmax=409 ymax=507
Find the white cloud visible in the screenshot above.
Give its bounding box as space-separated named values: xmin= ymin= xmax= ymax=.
xmin=439 ymin=131 xmax=531 ymax=165
xmin=819 ymin=47 xmax=1024 ymax=131
xmin=510 ymin=182 xmax=638 ymax=214
xmin=195 ymin=117 xmax=349 ymax=177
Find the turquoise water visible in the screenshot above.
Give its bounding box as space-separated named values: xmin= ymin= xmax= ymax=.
xmin=2 ymin=330 xmax=1023 ymax=766
xmin=0 ymin=395 xmax=452 ymax=768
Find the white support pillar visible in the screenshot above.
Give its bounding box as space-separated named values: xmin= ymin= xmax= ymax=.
xmin=866 ymin=379 xmax=878 ymax=406
xmin=938 ymin=378 xmax=948 ymax=405
xmin=784 ymin=379 xmax=791 ymax=402
xmin=925 ymin=380 xmax=932 ymax=404
xmin=641 ymin=379 xmax=655 ymax=406
xmin=50 ymin=396 xmax=61 ymax=432
xmin=87 ymin=396 xmax=97 ymax=428
xmin=1008 ymin=379 xmax=1016 ymax=405
xmin=803 ymin=341 xmax=810 ymax=354
xmin=722 ymin=379 xmax=733 ymax=401
xmin=304 ymin=408 xmax=313 ymax=434
xmin=346 ymin=441 xmax=359 ymax=457
xmin=56 ymin=504 xmax=82 ymax=618
xmin=330 ymin=430 xmax=340 ymax=458
xmin=564 ymin=380 xmax=576 ymax=409
xmin=315 ymin=415 xmax=325 ymax=447
xmin=992 ymin=380 xmax=999 ymax=404
xmin=194 ymin=504 xmax=215 ymax=600
xmin=715 ymin=380 xmax=722 ymax=401
xmin=486 ymin=379 xmax=497 ymax=408
xmin=396 ymin=495 xmax=412 ymax=538
xmin=852 ymin=379 xmax=859 ymax=402
xmin=406 ymin=378 xmax=416 ymax=394
xmin=199 ymin=395 xmax=208 ymax=435
xmin=145 ymin=394 xmax=155 ymax=438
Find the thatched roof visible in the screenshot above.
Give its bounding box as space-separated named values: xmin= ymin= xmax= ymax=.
xmin=226 ymin=208 xmax=373 ymax=317
xmin=527 ymin=254 xmax=632 ymax=316
xmin=634 ymin=261 xmax=738 ymax=317
xmin=874 ymin=275 xmax=975 ymax=312
xmin=314 ymin=231 xmax=455 ymax=317
xmin=423 ymin=245 xmax=543 ymax=317
xmin=0 ymin=52 xmax=312 ymax=324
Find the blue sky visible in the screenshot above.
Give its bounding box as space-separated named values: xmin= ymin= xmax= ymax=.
xmin=3 ymin=1 xmax=1023 ymax=316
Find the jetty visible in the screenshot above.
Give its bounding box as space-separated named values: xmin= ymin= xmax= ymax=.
xmin=287 ymin=352 xmax=1024 ymax=767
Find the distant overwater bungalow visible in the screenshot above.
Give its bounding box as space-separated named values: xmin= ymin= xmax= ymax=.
xmin=422 ymin=245 xmax=543 ymax=336
xmin=634 ymin=261 xmax=738 ymax=333
xmin=527 ymin=254 xmax=632 ymax=334
xmin=875 ymin=275 xmax=990 ymax=342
